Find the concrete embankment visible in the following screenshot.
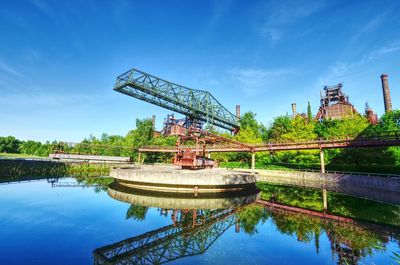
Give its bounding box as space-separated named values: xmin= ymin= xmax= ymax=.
xmin=234 ymin=168 xmax=400 ymax=205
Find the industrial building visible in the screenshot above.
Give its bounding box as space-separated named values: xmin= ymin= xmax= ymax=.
xmin=315 ymin=83 xmax=358 ymax=120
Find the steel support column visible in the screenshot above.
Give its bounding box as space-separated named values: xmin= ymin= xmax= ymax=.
xmin=251 ymin=152 xmax=255 ymax=170
xmin=319 ymin=148 xmax=325 ymax=174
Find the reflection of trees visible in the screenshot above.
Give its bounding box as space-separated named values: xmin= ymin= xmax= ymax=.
xmin=126 ymin=205 xmax=148 ymax=221
xmin=235 ymin=196 xmax=398 ymax=264
xmin=257 ymin=182 xmax=400 ymax=226
xmin=272 ymin=212 xmax=322 ymax=243
xmin=257 ymin=182 xmax=324 ymax=211
xmin=237 ymin=205 xmax=269 ymax=235
xmin=75 ymin=176 xmax=114 ymax=193
xmin=266 ymin=208 xmax=393 ymax=265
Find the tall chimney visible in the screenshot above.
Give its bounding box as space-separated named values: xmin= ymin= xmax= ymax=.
xmin=236 ymin=105 xmax=240 ymax=120
xmin=152 ymin=115 xmax=156 ymax=130
xmin=380 ymin=74 xmax=392 ymax=113
xmin=291 ymin=103 xmax=297 ymax=118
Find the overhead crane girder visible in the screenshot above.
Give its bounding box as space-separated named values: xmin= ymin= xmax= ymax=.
xmin=113 ymin=68 xmax=239 ymax=132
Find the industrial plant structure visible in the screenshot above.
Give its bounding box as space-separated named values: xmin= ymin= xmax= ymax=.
xmin=315 ymin=83 xmax=358 ymax=120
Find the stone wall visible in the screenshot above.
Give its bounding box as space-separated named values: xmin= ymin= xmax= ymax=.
xmin=233 ymin=169 xmax=400 ymax=205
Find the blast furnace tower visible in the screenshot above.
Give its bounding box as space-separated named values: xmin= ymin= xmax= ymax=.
xmin=315 ymin=83 xmax=357 ymax=120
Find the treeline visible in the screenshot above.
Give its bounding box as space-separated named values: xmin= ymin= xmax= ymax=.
xmin=0 ymin=119 xmax=177 ymax=162
xmin=215 ymin=109 xmax=400 ymax=173
xmin=1 ymin=109 xmax=400 ymax=173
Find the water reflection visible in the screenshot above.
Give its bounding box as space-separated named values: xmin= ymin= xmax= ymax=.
xmin=94 ymin=182 xmax=400 ymax=265
xmin=260 ymin=202 xmax=399 ymax=265
xmin=94 ymin=183 xmax=258 ymax=265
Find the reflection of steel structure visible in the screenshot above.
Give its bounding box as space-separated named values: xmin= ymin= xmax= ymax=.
xmin=327 ymin=231 xmax=360 ymax=265
xmin=0 ymin=177 xmax=59 ymax=186
xmin=93 ymin=209 xmax=238 ymax=265
xmin=50 ymin=182 xmax=100 ymax=188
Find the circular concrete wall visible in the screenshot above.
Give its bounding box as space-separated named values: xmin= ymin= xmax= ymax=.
xmin=110 ymin=165 xmax=257 ymax=193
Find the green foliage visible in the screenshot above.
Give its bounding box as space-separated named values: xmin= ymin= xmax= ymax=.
xmin=257 ymin=182 xmax=400 ymax=226
xmin=314 ymin=115 xmax=369 ymax=139
xmin=239 ymin=112 xmax=268 ymax=141
xmin=375 ymin=110 xmax=400 ymax=131
xmin=237 ymin=205 xmax=268 ymax=235
xmin=145 ymin=136 xmax=178 ymax=163
xmin=267 ymin=115 xmax=292 ymax=140
xmin=281 ymin=116 xmax=317 ymax=141
xmin=126 ymin=205 xmax=148 ymax=221
xmin=0 ymin=136 xmax=21 ymax=153
xmin=3 ymin=109 xmax=400 ymax=173
xmin=307 ymin=101 xmax=313 ymax=122
xmin=0 ymin=160 xmax=111 ymax=180
xmin=257 ymin=182 xmax=324 ymax=211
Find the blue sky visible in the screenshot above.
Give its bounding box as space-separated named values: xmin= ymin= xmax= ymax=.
xmin=1 ymin=0 xmax=399 ymax=142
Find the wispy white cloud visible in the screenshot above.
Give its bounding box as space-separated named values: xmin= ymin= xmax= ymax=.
xmin=320 ymin=39 xmax=400 ymax=84
xmin=197 ymin=0 xmax=235 ymax=43
xmin=256 ymin=0 xmax=328 ymax=42
xmin=29 ymin=0 xmax=54 ymax=19
xmin=229 ymin=67 xmax=294 ymax=96
xmin=0 ymin=59 xmax=25 ymax=78
xmin=29 ymin=0 xmax=70 ymax=24
xmin=365 ymin=40 xmax=400 ymax=62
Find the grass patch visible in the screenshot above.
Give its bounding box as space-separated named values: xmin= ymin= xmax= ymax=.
xmin=0 ymin=152 xmax=43 ymax=159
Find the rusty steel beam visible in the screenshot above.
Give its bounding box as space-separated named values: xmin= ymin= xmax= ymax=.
xmin=139 ymin=137 xmax=400 ymax=154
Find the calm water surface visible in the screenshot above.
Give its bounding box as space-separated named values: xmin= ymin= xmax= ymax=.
xmin=0 ymin=177 xmax=399 ymax=265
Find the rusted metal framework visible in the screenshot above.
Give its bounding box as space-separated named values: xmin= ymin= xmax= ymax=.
xmin=114 ymin=68 xmax=239 ymax=132
xmin=173 ymin=128 xmax=254 ymax=169
xmin=113 ymin=67 xmax=245 ymax=169
xmin=315 ymin=83 xmax=357 ymax=120
xmin=93 ymin=209 xmax=237 ymax=265
xmin=140 ymin=130 xmax=400 ymax=153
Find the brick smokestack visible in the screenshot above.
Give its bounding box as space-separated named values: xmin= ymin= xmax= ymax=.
xmin=152 ymin=115 xmax=156 ymax=131
xmin=291 ymin=103 xmax=297 ymax=118
xmin=380 ymin=74 xmax=392 ymax=113
xmin=236 ymin=105 xmax=240 ymax=120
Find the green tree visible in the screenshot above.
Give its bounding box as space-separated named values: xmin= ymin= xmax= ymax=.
xmin=0 ymin=136 xmax=21 ymax=153
xmin=375 ymin=109 xmax=400 ymax=131
xmin=267 ymin=115 xmax=292 ymax=141
xmin=307 ymin=101 xmax=313 ymax=122
xmin=126 ymin=205 xmax=148 ymax=221
xmin=314 ymin=115 xmax=369 ymax=139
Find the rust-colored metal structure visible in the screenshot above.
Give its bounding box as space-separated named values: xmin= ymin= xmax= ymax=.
xmin=173 ymin=128 xmax=253 ymax=169
xmin=236 ymin=105 xmax=240 ymax=120
xmin=380 ymin=74 xmax=392 ymax=113
xmin=140 ymin=131 xmax=400 ymax=153
xmin=315 ymin=83 xmax=357 ymax=120
xmin=365 ymin=103 xmax=378 ymax=125
xmin=113 ymin=67 xmax=243 ymax=169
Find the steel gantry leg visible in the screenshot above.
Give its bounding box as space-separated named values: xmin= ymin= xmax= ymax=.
xmin=323 ymin=189 xmax=328 ymax=211
xmin=319 ymin=148 xmax=325 ymax=174
xmin=251 ymin=152 xmax=255 ymax=170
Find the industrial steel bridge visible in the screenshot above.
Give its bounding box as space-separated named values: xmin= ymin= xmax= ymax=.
xmin=139 ymin=132 xmax=400 ymax=153
xmin=139 ymin=131 xmax=400 ymax=172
